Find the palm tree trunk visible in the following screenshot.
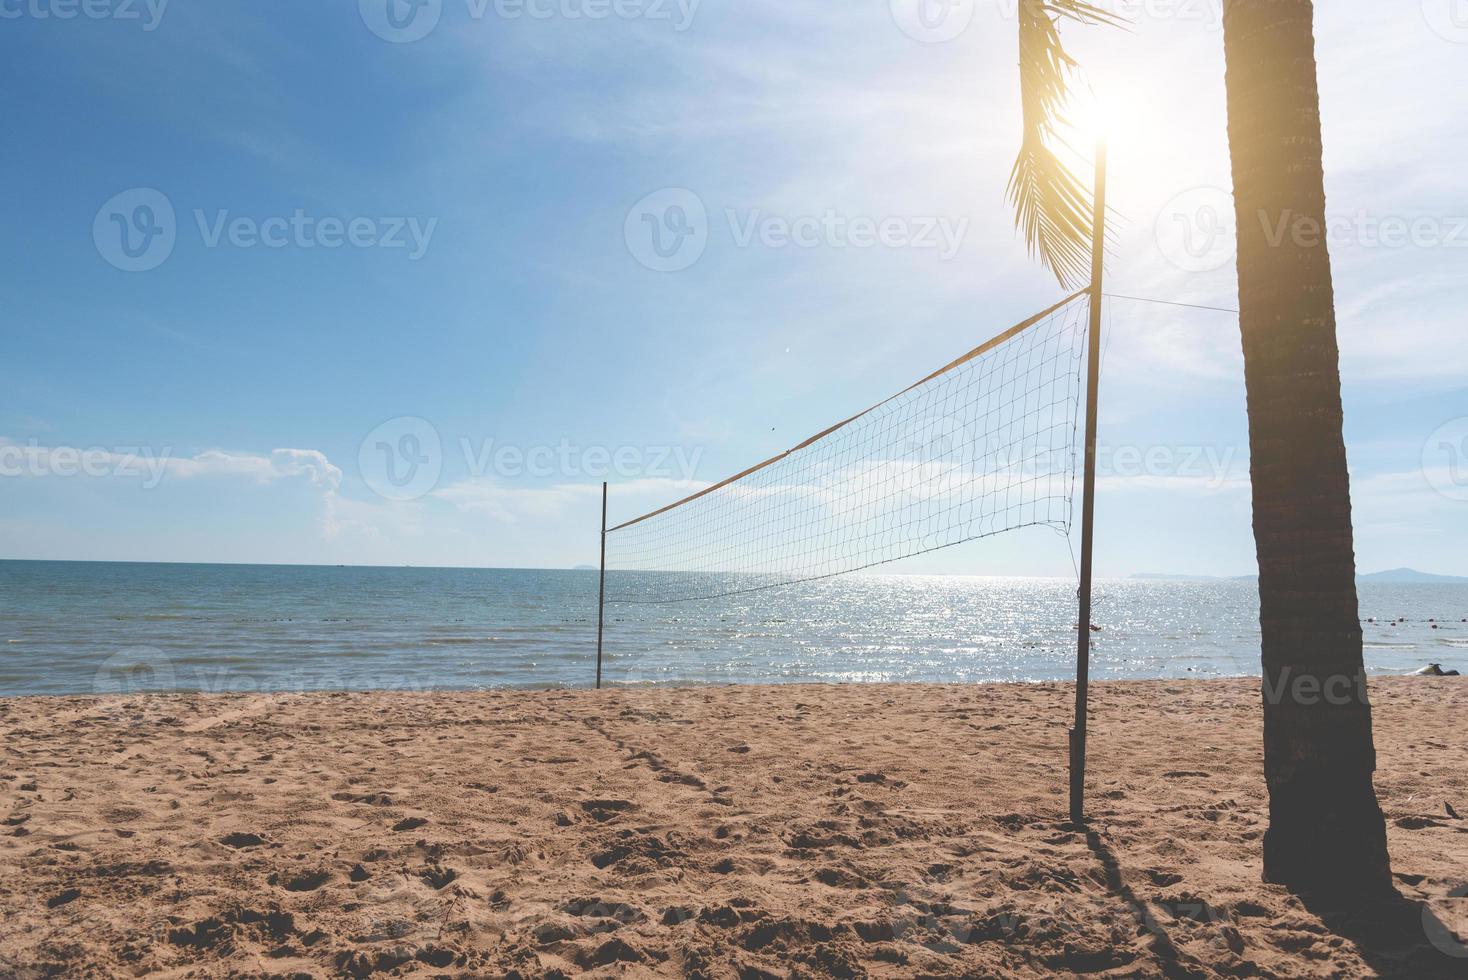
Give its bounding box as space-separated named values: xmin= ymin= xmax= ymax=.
xmin=1221 ymin=0 xmax=1392 ymax=898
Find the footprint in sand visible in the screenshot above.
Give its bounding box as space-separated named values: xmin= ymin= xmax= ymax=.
xmin=280 ymin=869 xmax=332 ymax=892
xmin=220 ymin=832 xmax=269 ymax=849
xmin=332 ymin=791 xmax=395 ymax=806
xmin=420 ymin=866 xmax=457 ymax=889
xmin=580 ymin=800 xmax=636 ymax=823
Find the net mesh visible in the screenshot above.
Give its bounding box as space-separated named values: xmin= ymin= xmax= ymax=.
xmin=605 ymin=291 xmax=1092 ymax=604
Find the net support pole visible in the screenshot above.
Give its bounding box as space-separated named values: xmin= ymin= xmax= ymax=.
xmin=1070 ymin=138 xmax=1107 ymax=826
xmin=596 ymin=481 xmax=607 ymax=690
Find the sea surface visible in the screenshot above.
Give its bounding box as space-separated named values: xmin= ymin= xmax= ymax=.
xmin=1 ymin=560 xmax=1465 ymax=697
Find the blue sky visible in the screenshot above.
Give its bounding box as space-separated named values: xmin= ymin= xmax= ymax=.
xmin=1 ymin=0 xmax=1465 ymax=577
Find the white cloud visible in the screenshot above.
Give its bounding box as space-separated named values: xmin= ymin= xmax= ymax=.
xmin=165 ymin=448 xmax=343 ymax=489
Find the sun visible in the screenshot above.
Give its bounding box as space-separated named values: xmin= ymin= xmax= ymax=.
xmin=1066 ymin=89 xmax=1113 ymax=149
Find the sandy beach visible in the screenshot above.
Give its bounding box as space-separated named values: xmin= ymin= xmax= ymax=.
xmin=2 ymin=677 xmax=1465 ymax=977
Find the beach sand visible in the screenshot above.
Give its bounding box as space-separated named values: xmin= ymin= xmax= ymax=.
xmin=2 ymin=677 xmax=1465 ymax=977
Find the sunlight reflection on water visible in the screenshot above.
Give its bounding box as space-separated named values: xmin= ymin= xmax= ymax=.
xmin=1 ymin=561 xmax=1464 ymax=695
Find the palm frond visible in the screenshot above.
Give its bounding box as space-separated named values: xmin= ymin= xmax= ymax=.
xmin=1009 ymin=0 xmax=1123 ymax=289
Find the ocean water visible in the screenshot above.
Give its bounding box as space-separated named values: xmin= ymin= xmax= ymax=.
xmin=1 ymin=560 xmax=1464 ymax=697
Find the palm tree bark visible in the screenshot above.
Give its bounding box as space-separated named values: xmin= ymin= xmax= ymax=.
xmin=1221 ymin=0 xmax=1392 ymax=898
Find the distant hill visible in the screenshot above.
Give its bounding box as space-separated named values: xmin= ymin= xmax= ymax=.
xmin=1131 ymin=568 xmax=1467 ymax=585
xmin=1358 ymin=568 xmax=1468 ymax=585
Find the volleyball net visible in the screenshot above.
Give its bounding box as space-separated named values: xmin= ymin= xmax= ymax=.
xmin=603 ymin=289 xmax=1093 ymax=604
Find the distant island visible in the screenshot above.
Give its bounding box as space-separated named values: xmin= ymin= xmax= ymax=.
xmin=1132 ymin=568 xmax=1468 ymax=585
xmin=1358 ymin=568 xmax=1468 ymax=584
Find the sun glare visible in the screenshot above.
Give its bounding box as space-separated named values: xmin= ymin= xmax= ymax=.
xmin=1068 ymin=89 xmax=1113 ymax=148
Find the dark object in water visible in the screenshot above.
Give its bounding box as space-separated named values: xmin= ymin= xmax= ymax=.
xmin=1415 ymin=664 xmax=1461 ymax=677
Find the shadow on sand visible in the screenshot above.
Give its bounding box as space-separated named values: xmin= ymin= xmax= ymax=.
xmin=1083 ymin=828 xmax=1467 ymax=978
xmin=1300 ymin=889 xmax=1466 ymax=979
xmin=1084 ymin=829 xmax=1206 ymax=980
